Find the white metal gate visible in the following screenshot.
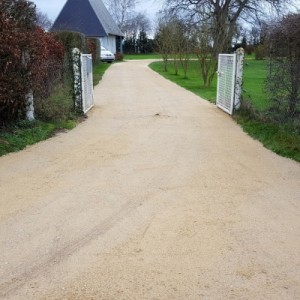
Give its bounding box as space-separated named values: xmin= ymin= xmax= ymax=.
xmin=81 ymin=54 xmax=94 ymax=113
xmin=216 ymin=54 xmax=236 ymax=115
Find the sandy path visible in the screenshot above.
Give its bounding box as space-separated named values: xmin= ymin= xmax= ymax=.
xmin=0 ymin=60 xmax=299 ymax=299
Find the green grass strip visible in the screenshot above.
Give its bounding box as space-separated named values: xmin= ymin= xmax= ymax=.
xmin=234 ymin=113 xmax=300 ymax=162
xmin=93 ymin=62 xmax=111 ymax=86
xmin=124 ymin=53 xmax=163 ymax=60
xmin=0 ymin=120 xmax=77 ymax=156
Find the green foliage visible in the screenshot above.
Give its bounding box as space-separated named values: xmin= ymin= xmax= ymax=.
xmin=34 ymin=83 xmax=74 ymax=121
xmin=137 ymin=31 xmax=155 ymax=54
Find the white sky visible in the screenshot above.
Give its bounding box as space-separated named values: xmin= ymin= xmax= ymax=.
xmin=31 ymin=0 xmax=164 ymax=23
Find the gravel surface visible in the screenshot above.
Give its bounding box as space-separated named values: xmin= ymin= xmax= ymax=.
xmin=0 ymin=60 xmax=299 ymax=299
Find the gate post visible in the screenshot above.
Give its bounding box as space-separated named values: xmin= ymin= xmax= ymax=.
xmin=25 ymin=90 xmax=34 ymax=121
xmin=72 ymin=48 xmax=83 ymax=114
xmin=234 ymin=47 xmax=244 ymax=110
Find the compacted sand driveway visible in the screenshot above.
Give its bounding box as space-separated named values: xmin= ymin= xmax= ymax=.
xmin=0 ymin=60 xmax=299 ymax=299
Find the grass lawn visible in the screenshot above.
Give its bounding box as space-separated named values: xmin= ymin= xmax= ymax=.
xmin=150 ymin=60 xmax=217 ymax=102
xmin=243 ymin=59 xmax=271 ymax=110
xmin=149 ymin=56 xmax=269 ymax=109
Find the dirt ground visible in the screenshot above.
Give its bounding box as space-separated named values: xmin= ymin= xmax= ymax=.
xmin=0 ymin=60 xmax=299 ymax=300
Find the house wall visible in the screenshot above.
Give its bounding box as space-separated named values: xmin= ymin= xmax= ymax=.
xmin=100 ymin=36 xmax=117 ymax=54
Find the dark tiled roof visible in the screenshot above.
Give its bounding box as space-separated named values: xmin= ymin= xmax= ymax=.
xmin=51 ymin=0 xmax=123 ymax=37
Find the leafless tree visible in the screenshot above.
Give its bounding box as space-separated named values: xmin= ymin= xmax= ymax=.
xmin=36 ymin=10 xmax=52 ymax=31
xmin=191 ymin=24 xmax=217 ymax=87
xmin=104 ymin=0 xmax=139 ymax=31
xmin=122 ymin=12 xmax=151 ymax=53
xmin=156 ymin=12 xmax=192 ymax=75
xmin=123 ymin=12 xmax=151 ymax=37
xmin=164 ymin=0 xmax=292 ymax=57
xmin=156 ymin=17 xmax=173 ymax=71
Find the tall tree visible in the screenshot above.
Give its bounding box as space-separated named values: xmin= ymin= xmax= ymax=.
xmin=36 ymin=10 xmax=52 ymax=31
xmin=123 ymin=12 xmax=151 ymax=53
xmin=164 ymin=0 xmax=291 ymax=57
xmin=104 ymin=0 xmax=138 ymax=31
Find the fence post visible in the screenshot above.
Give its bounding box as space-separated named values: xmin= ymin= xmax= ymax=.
xmin=234 ymin=47 xmax=244 ymax=110
xmin=72 ymin=48 xmax=83 ymax=114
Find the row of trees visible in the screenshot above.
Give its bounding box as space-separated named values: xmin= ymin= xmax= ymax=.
xmin=163 ymin=0 xmax=294 ymax=56
xmin=104 ymin=0 xmax=155 ymax=54
xmin=155 ymin=0 xmax=299 ymax=119
xmin=156 ymin=16 xmax=224 ymax=87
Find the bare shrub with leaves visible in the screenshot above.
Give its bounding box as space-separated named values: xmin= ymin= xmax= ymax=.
xmin=266 ymin=13 xmax=300 ymax=121
xmin=191 ymin=24 xmax=217 ymax=87
xmin=156 ymin=15 xmax=192 ymax=76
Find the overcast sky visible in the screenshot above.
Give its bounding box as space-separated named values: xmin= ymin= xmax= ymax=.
xmin=31 ymin=0 xmax=299 ymax=27
xmin=31 ymin=0 xmax=164 ymax=23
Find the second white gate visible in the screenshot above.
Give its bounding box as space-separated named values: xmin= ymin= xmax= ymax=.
xmin=81 ymin=54 xmax=94 ymax=114
xmin=216 ymin=54 xmax=236 ymax=115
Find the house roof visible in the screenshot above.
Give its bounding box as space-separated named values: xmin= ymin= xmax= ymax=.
xmin=51 ymin=0 xmax=124 ymax=37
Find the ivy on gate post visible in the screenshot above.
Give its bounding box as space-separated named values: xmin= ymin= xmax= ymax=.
xmin=22 ymin=50 xmax=35 ymax=121
xmin=72 ymin=48 xmax=83 ymax=114
xmin=234 ymin=47 xmax=244 ymax=110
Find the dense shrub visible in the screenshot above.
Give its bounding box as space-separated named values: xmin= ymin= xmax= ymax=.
xmin=0 ymin=0 xmax=37 ymax=122
xmin=87 ymin=38 xmax=100 ymax=65
xmin=115 ymin=52 xmax=124 ymax=61
xmin=54 ymin=31 xmax=87 ymax=59
xmin=32 ymin=28 xmax=65 ymax=100
xmin=266 ymin=13 xmax=300 ymax=119
xmin=254 ymin=44 xmax=268 ymax=60
xmin=32 ymin=29 xmax=69 ymax=121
